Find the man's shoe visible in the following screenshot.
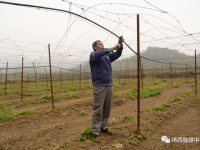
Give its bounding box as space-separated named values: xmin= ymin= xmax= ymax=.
xmin=92 ymin=134 xmax=100 ymax=143
xmin=101 ymin=128 xmax=113 ymax=135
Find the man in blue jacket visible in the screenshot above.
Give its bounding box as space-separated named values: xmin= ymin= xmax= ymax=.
xmin=89 ymin=36 xmax=124 ymax=143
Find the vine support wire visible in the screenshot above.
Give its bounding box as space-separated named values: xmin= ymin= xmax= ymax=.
xmin=48 ymin=44 xmax=55 ymax=110
xmin=137 ymin=14 xmax=141 ymax=132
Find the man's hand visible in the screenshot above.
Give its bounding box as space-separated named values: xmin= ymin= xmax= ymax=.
xmin=113 ymin=44 xmax=121 ymax=50
xmin=118 ymin=36 xmax=124 ymax=45
xmin=113 ymin=36 xmax=124 ymax=50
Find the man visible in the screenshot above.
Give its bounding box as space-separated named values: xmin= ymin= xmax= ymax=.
xmin=89 ymin=36 xmax=124 ymax=143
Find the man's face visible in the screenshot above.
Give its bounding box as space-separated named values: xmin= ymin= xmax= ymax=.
xmin=94 ymin=41 xmax=104 ymax=51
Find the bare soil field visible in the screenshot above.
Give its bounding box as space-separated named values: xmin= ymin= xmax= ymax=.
xmin=0 ymin=78 xmax=200 ymax=150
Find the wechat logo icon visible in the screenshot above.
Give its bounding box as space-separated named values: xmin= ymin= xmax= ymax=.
xmin=161 ymin=135 xmax=170 ymax=143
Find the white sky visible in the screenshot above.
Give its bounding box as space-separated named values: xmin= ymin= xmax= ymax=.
xmin=0 ymin=0 xmax=200 ymax=70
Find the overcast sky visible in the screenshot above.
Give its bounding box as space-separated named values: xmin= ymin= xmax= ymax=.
xmin=0 ymin=0 xmax=200 ymax=71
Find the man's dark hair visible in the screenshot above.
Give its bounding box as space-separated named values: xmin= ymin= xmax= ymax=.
xmin=92 ymin=40 xmax=101 ymax=51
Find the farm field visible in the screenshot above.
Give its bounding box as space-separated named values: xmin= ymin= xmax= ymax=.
xmin=0 ymin=77 xmax=200 ymax=150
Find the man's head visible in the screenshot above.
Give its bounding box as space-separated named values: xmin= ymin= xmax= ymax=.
xmin=92 ymin=40 xmax=104 ymax=51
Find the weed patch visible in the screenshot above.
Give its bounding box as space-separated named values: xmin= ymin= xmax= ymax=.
xmin=0 ymin=102 xmax=14 ymax=120
xmin=170 ymin=97 xmax=182 ymax=102
xmin=124 ymin=114 xmax=135 ymax=119
xmin=77 ymin=110 xmax=87 ymax=116
xmin=147 ymin=103 xmax=171 ymax=111
xmin=76 ymin=126 xmax=93 ymax=142
xmin=16 ymin=109 xmax=36 ymax=116
xmin=184 ymin=89 xmax=193 ymax=96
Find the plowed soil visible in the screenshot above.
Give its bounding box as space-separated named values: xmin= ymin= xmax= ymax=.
xmin=0 ymin=80 xmax=200 ymax=150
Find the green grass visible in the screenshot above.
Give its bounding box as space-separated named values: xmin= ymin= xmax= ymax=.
xmin=76 ymin=126 xmax=93 ymax=142
xmin=60 ymin=142 xmax=69 ymax=148
xmin=137 ymin=131 xmax=147 ymax=140
xmin=147 ymin=103 xmax=171 ymax=111
xmin=139 ymin=86 xmax=162 ymax=98
xmin=163 ymin=114 xmax=168 ymax=118
xmin=0 ymin=102 xmax=36 ymax=120
xmin=173 ymin=107 xmax=178 ymax=112
xmin=115 ymin=124 xmax=123 ymax=130
xmin=67 ymin=86 xmax=78 ymax=90
xmin=128 ymin=95 xmax=136 ymax=100
xmin=51 ymin=146 xmax=59 ymax=150
xmin=0 ymin=102 xmax=14 ymax=121
xmin=124 ymin=114 xmax=135 ymax=119
xmin=16 ymin=109 xmax=36 ymax=116
xmin=65 ymin=92 xmax=81 ymax=99
xmin=42 ymin=94 xmax=52 ymax=99
xmin=153 ymin=81 xmax=161 ymax=85
xmin=184 ymin=89 xmax=193 ymax=96
xmin=77 ymin=110 xmax=87 ymax=116
xmin=170 ymin=97 xmax=182 ymax=102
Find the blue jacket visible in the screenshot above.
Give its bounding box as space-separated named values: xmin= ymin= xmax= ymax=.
xmin=89 ymin=46 xmax=123 ymax=85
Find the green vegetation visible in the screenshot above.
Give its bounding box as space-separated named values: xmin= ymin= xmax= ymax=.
xmin=170 ymin=97 xmax=182 ymax=102
xmin=83 ymin=85 xmax=92 ymax=90
xmin=42 ymin=94 xmax=52 ymax=99
xmin=76 ymin=126 xmax=93 ymax=142
xmin=67 ymin=86 xmax=78 ymax=90
xmin=65 ymin=92 xmax=81 ymax=99
xmin=184 ymin=89 xmax=193 ymax=96
xmin=77 ymin=110 xmax=87 ymax=116
xmin=0 ymin=102 xmax=36 ymax=121
xmin=16 ymin=109 xmax=36 ymax=116
xmin=51 ymin=146 xmax=59 ymax=150
xmin=60 ymin=142 xmax=69 ymax=148
xmin=128 ymin=95 xmax=136 ymax=100
xmin=173 ymin=107 xmax=178 ymax=112
xmin=147 ymin=103 xmax=171 ymax=111
xmin=124 ymin=114 xmax=135 ymax=119
xmin=113 ymin=140 xmax=119 ymax=144
xmin=137 ymin=131 xmax=147 ymax=140
xmin=163 ymin=114 xmax=168 ymax=118
xmin=153 ymin=81 xmax=161 ymax=85
xmin=140 ymin=87 xmax=161 ymax=98
xmin=0 ymin=102 xmax=14 ymax=121
xmin=115 ymin=124 xmax=123 ymax=130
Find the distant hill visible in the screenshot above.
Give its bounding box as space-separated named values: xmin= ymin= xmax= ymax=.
xmin=74 ymin=47 xmax=198 ymax=72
